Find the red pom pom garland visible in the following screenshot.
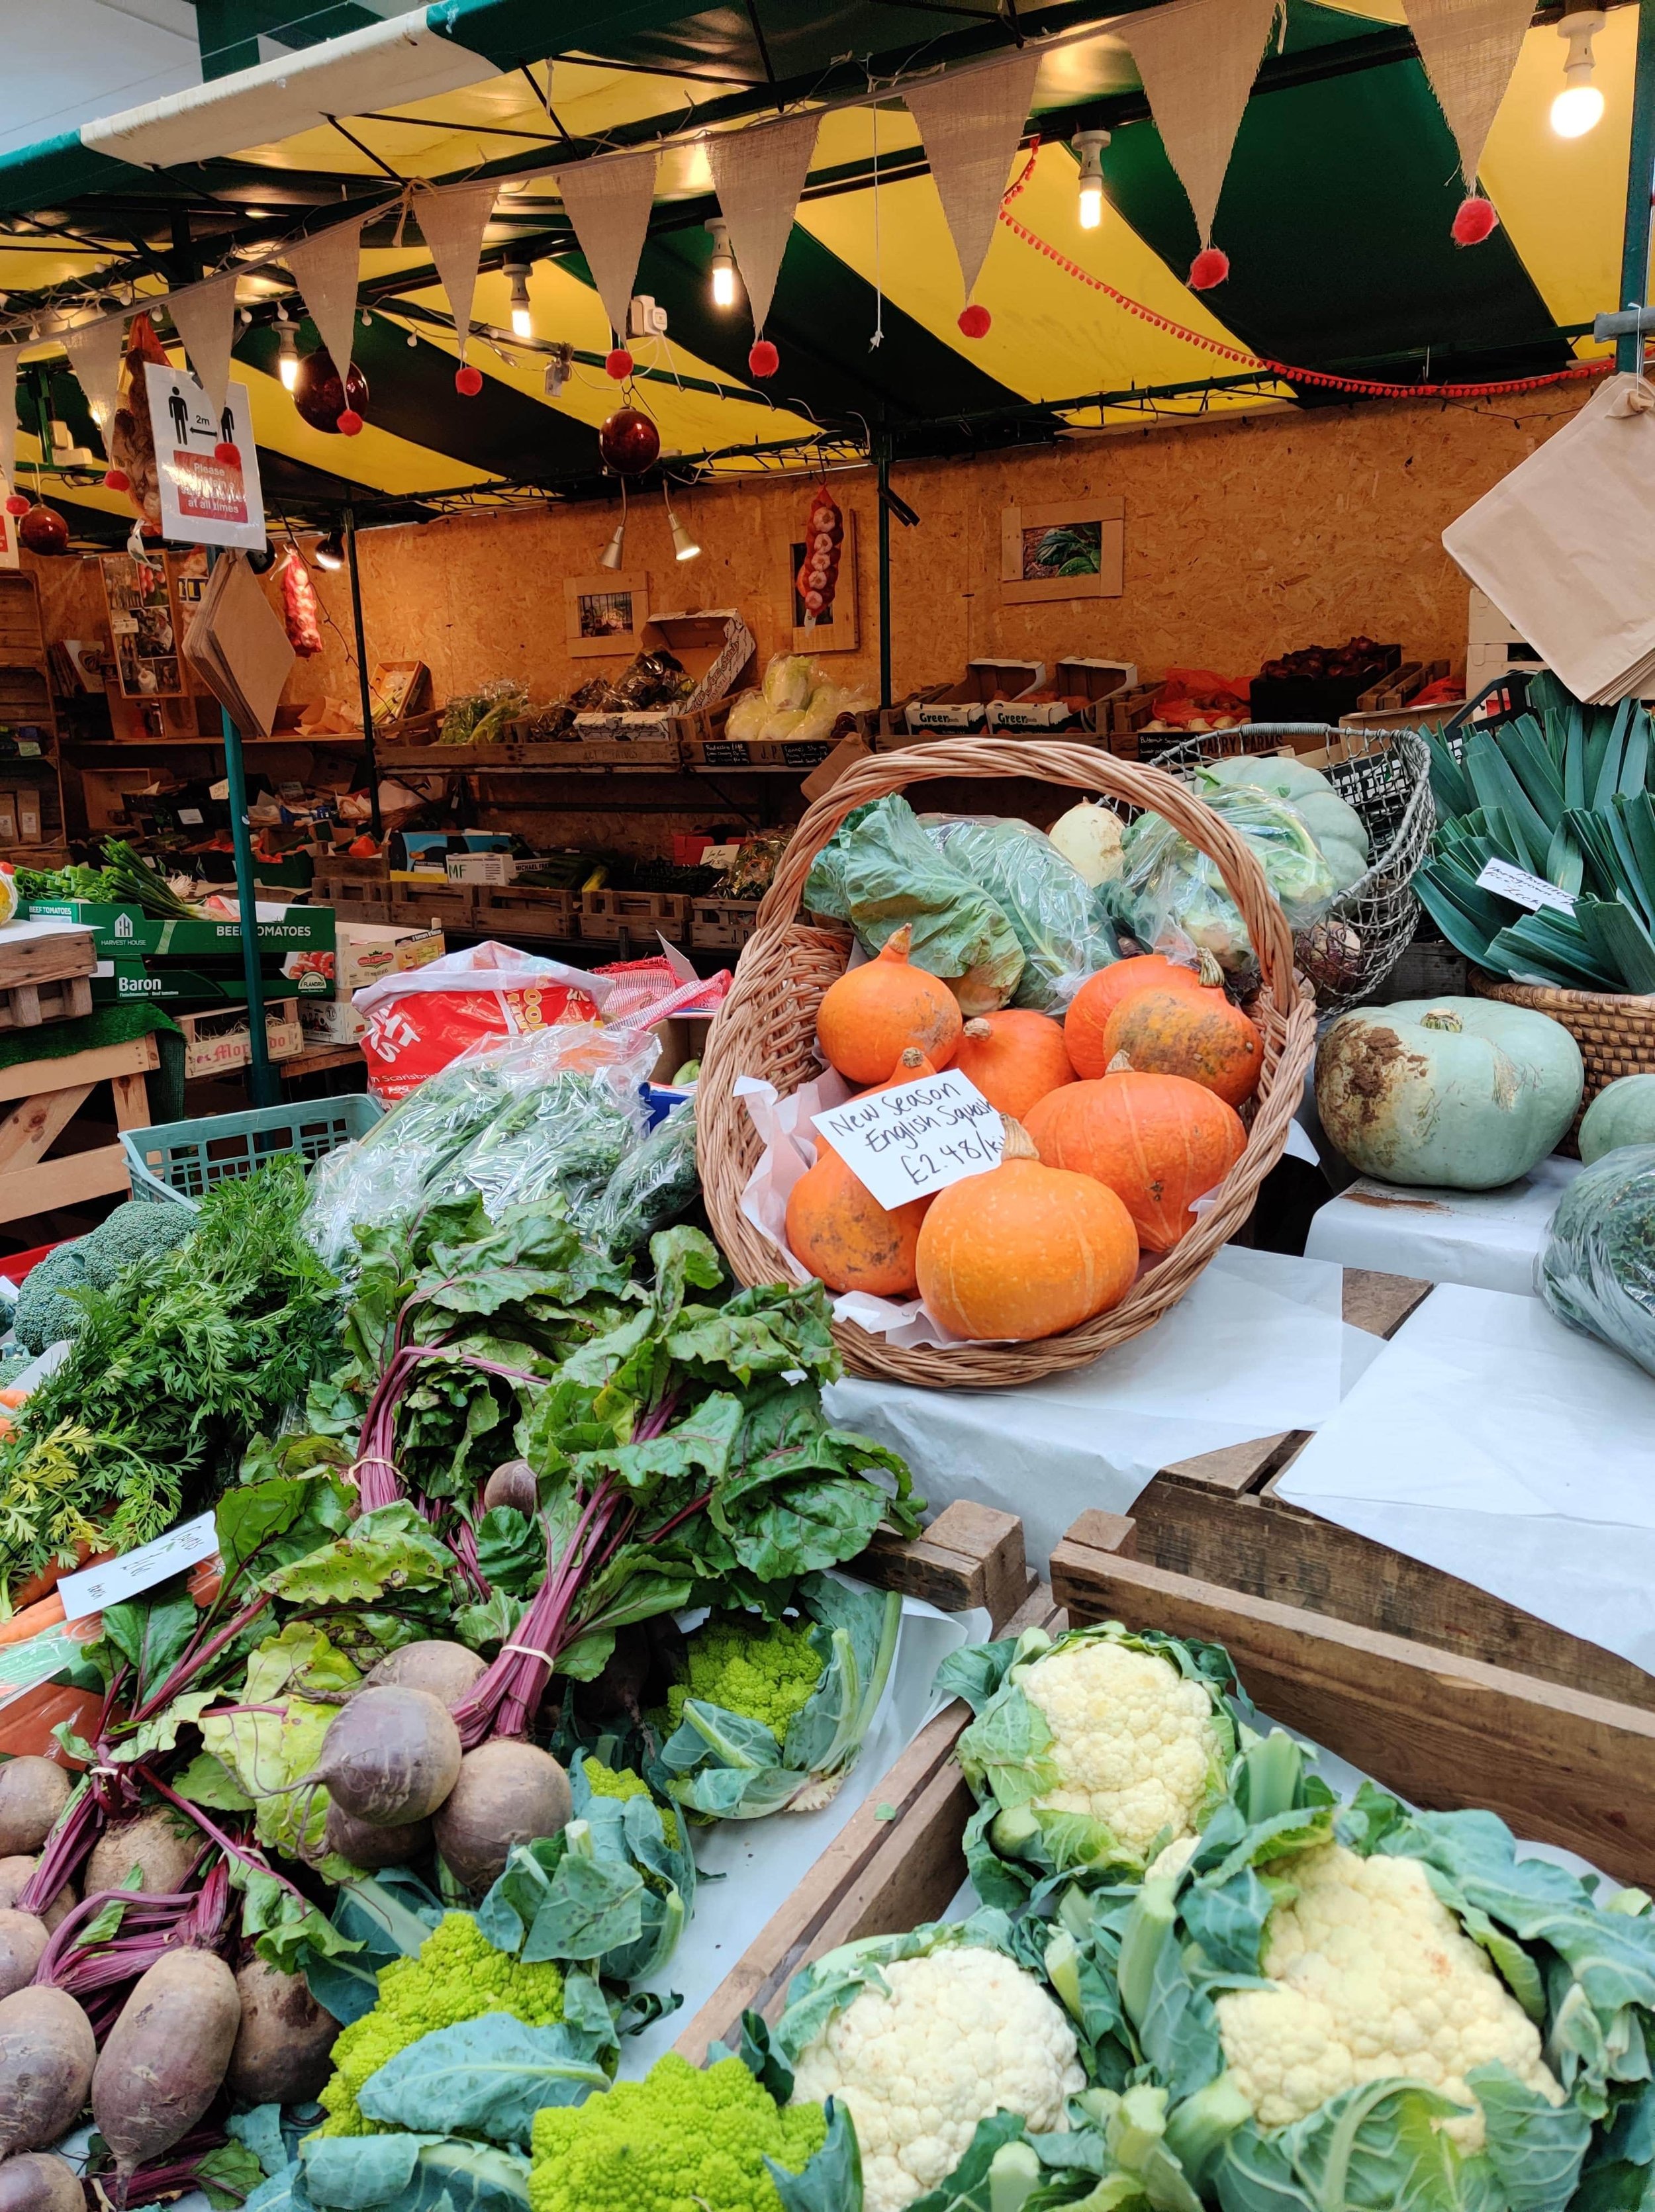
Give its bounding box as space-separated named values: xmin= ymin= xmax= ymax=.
xmin=213 ymin=442 xmax=238 ymax=466
xmin=3 ymin=496 xmax=26 ymax=518
xmin=1451 ymin=195 xmax=1499 ymax=246
xmin=455 ymin=363 xmax=483 ymax=396
xmin=103 ymin=468 xmax=131 ymax=492
xmin=958 ymin=302 xmax=992 ymax=339
xmin=1190 ymin=246 xmax=1231 ymax=291
xmin=748 ymin=338 xmax=779 ymax=379
xmin=336 ymin=409 xmax=363 ymax=437
xmin=605 ymin=347 xmax=634 ymax=381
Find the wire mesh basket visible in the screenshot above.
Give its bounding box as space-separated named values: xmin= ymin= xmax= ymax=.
xmin=1143 ymin=723 xmax=1434 ymax=1013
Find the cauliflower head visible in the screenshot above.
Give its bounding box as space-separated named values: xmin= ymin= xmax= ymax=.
xmin=1019 ymin=1636 xmax=1228 ymax=1857
xmin=667 ymin=1611 xmax=825 ymax=1739
xmin=317 ymin=1912 xmax=565 ymax=2137
xmin=528 ymin=2054 xmax=826 ymax=2212
xmin=788 ymin=1943 xmax=1084 ymax=2212
xmin=1215 ymin=1842 xmax=1563 ymax=2150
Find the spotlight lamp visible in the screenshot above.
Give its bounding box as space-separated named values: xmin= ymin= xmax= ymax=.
xmin=1073 ymin=130 xmax=1110 ymax=231
xmin=504 ymin=260 xmax=533 ymax=339
xmin=665 ymin=488 xmax=700 ymax=562
xmin=706 ymin=219 xmax=738 ymax=310
xmin=313 ymin=528 xmax=346 ymax=570
xmin=1552 ymin=5 xmax=1607 ymax=137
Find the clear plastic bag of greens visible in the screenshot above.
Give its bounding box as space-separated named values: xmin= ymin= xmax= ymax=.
xmin=1109 ymin=776 xmax=1337 ymax=974
xmin=430 ymin=1022 xmax=657 ymax=1222
xmin=584 ymin=1095 xmax=700 ymax=1255
xmin=302 ymin=1051 xmax=520 ymax=1270
xmin=802 ymin=794 xmax=1024 ymax=1015
xmin=1538 ymin=1144 xmax=1655 ymax=1377
xmin=924 ymin=813 xmax=1117 ymax=1013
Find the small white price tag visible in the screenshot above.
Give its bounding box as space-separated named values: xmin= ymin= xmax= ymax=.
xmin=56 ymin=1512 xmax=220 ymax=1624
xmin=812 ymin=1068 xmax=1003 ymax=1209
xmin=700 ymin=843 xmax=743 ymax=870
xmin=1475 ymin=857 xmax=1576 ymax=915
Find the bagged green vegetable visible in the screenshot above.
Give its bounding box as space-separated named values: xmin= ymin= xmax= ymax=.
xmin=925 ymin=813 xmax=1117 ymax=1013
xmin=1111 ymin=774 xmax=1337 ymax=973
xmin=585 ymin=1096 xmax=700 ymax=1256
xmin=803 ymin=794 xmax=1024 ymax=1014
xmin=1538 ymin=1142 xmax=1655 ymax=1375
xmin=1202 ymin=753 xmax=1370 ymax=890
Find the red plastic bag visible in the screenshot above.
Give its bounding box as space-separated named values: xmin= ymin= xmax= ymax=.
xmin=1149 ymin=667 xmax=1251 ymax=729
xmin=281 ymin=553 xmax=322 ymax=657
xmin=352 ymin=941 xmax=612 ymax=1101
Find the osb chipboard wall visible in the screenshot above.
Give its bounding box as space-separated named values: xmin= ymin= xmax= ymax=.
xmin=24 ymin=383 xmax=1585 ymax=716
xmin=268 ymin=385 xmax=1585 ymax=713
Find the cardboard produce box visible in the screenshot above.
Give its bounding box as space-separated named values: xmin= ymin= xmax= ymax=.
xmin=23 ymin=896 xmax=335 ymax=966
xmin=573 ymin=612 xmax=756 ymax=747
xmin=89 ymin=959 xmax=329 ymax=1005
xmin=335 ymin=921 xmax=444 ymax=995
xmin=301 ymin=998 xmax=367 ymax=1045
xmin=905 ymin=661 xmax=1045 ymax=734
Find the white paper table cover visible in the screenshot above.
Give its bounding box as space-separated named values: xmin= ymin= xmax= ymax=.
xmin=1278 ymin=1281 xmax=1655 ymax=1675
xmin=1304 ymin=1156 xmax=1580 ymax=1295
xmin=826 ymin=1246 xmax=1382 ymax=1569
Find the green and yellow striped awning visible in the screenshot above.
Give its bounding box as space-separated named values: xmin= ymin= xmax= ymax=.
xmin=0 ymin=0 xmax=1642 ymax=540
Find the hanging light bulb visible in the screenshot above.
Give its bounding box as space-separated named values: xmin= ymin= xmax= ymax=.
xmin=664 ymin=486 xmax=700 ymax=563
xmin=1552 ymin=5 xmax=1607 ymax=137
xmin=313 ymin=527 xmax=346 ymax=570
xmin=277 ymin=318 xmax=300 ymax=392
xmin=1072 ymin=130 xmax=1110 ymax=231
xmin=706 ymin=219 xmax=738 ymax=310
xmin=504 ymin=261 xmax=533 ymax=340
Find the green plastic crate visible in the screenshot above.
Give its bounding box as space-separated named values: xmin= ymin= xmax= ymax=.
xmin=122 ymin=1095 xmax=384 ymax=1208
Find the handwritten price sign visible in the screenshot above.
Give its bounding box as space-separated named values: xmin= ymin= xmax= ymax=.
xmin=812 ymin=1068 xmax=1003 ymax=1209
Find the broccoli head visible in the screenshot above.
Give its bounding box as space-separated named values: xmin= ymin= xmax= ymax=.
xmin=528 ymin=2055 xmax=828 ymax=2212
xmin=317 ymin=1912 xmax=565 ymax=2137
xmin=14 ymin=1242 xmax=91 ymax=1357
xmin=79 ymin=1200 xmax=196 ymax=1291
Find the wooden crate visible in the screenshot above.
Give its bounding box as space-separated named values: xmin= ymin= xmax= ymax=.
xmin=0 ymin=976 xmax=92 ymax=1031
xmin=688 ymin=898 xmax=759 ymax=950
xmin=0 ymin=1031 xmax=158 ymax=1222
xmin=1354 ymin=658 xmax=1449 ymax=713
xmin=390 ymin=880 xmax=477 ymax=931
xmin=675 ymin=1502 xmax=1045 ymax=2062
xmin=313 ymin=876 xmax=391 ymax=921
xmin=479 ymin=885 xmax=581 ymax=939
xmin=176 ymin=999 xmax=303 ymax=1080
xmin=578 ymin=890 xmax=689 ymax=943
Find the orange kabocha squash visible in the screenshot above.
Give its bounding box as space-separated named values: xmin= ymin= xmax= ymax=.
xmin=1102 ymin=983 xmax=1262 ymax=1108
xmin=816 ymin=925 xmax=963 ymax=1085
xmin=1024 ymin=1067 xmax=1247 ymax=1253
xmin=954 ymin=1009 xmax=1076 ymax=1119
xmin=915 ymin=1119 xmax=1137 ymax=1341
xmin=1064 ymin=952 xmax=1220 ymax=1079
xmin=786 ymin=1049 xmax=936 ymax=1295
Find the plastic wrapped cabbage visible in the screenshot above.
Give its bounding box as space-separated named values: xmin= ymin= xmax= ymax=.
xmin=1111 ymin=775 xmax=1338 ymax=972
xmin=925 ymin=814 xmax=1116 ymax=1013
xmin=763 ymin=652 xmax=814 ymax=713
xmin=1203 ymin=752 xmax=1370 ymax=891
xmin=804 ymin=794 xmax=1025 ymax=1014
xmin=726 ymin=689 xmax=768 ymax=743
xmin=586 ymin=1095 xmax=700 ymax=1255
xmin=1538 ymin=1144 xmax=1655 ymax=1377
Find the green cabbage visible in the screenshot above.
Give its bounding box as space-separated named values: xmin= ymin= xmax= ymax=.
xmin=925 ymin=815 xmax=1117 ymax=1013
xmin=1113 ymin=778 xmax=1337 ymax=972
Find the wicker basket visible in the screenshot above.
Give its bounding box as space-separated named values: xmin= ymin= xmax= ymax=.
xmin=1470 ymin=968 xmax=1655 ymax=1154
xmin=1145 ymin=723 xmax=1433 ymax=1013
xmin=698 ymin=736 xmax=1317 ymax=1389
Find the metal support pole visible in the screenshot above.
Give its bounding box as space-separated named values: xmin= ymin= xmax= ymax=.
xmin=1618 ymin=0 xmax=1655 ymax=373
xmin=211 ymin=549 xmax=278 ymax=1105
xmin=344 ymin=504 xmax=383 ymax=838
xmin=876 ymin=435 xmax=893 ymax=712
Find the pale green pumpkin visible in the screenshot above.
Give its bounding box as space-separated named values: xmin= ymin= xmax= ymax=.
xmin=1205 ymin=755 xmax=1371 ymax=891
xmin=1578 ymin=1073 xmax=1655 ymax=1165
xmin=1316 ymin=997 xmax=1584 ymax=1189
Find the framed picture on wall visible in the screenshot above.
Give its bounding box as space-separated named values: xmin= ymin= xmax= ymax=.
xmin=999 ymin=497 xmax=1124 ymax=605
xmin=565 ymin=573 xmax=650 ymax=658
xmin=99 ymin=551 xmax=187 ymax=698
xmin=790 ymin=510 xmax=859 ymax=652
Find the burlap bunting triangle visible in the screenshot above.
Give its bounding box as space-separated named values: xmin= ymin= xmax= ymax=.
xmin=707 ymin=113 xmax=819 ymax=338
xmin=0 ymin=346 xmax=24 ymax=504
xmin=555 ymin=150 xmax=659 ymax=346
xmin=1119 ymin=0 xmax=1277 ymax=250
xmin=62 ymin=313 xmax=127 ymax=443
xmin=1403 ymin=0 xmax=1535 ymax=197
xmin=904 ymin=50 xmax=1042 ymax=307
xmin=167 ymin=271 xmax=240 ymax=419
xmin=417 ymin=177 xmax=499 ymax=365
xmin=286 ymin=213 xmax=369 ymax=383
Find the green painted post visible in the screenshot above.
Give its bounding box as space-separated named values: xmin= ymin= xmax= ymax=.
xmin=876 ymin=436 xmax=893 ymax=712
xmin=1618 ymin=0 xmax=1655 ymax=373
xmin=209 ymin=545 xmax=279 ymax=1107
xmin=344 ymin=506 xmax=383 ymax=839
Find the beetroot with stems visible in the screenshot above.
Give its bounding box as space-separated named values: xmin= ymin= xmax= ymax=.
xmin=363 ymin=1640 xmax=486 ymax=1710
xmin=0 ymin=2151 xmax=81 ymax=2212
xmin=85 ymin=1810 xmax=199 ymax=1898
xmin=0 ymin=1857 xmax=71 ymax=1931
xmin=483 ymin=1458 xmax=538 ymax=1516
xmin=433 ymin=1741 xmax=570 ymax=1892
xmin=324 ymin=1800 xmax=432 ymax=1870
xmin=92 ymin=1949 xmax=241 ymax=2183
xmin=308 ymin=1686 xmax=461 ymax=1826
xmin=0 ymin=1760 xmax=69 ymax=1855
xmin=0 ymin=1912 xmax=45 ymax=2000
xmin=0 ymin=1986 xmax=95 ymax=2156
xmin=228 ymin=1957 xmax=338 ymax=2105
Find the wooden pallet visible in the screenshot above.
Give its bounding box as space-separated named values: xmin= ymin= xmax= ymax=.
xmin=479 ymin=886 xmax=581 ymax=939
xmin=687 ymin=898 xmax=759 ymax=950
xmin=0 ymin=922 xmax=97 ymax=1033
xmin=0 ymin=976 xmax=92 ymax=1031
xmin=675 ymin=1502 xmax=1045 ymax=2062
xmin=579 ymin=890 xmax=689 ymax=943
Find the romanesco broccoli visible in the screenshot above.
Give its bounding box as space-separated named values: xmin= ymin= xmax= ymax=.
xmin=79 ymin=1201 xmax=196 ymax=1290
xmin=582 ymin=1756 xmax=681 ymax=1849
xmin=318 ymin=1913 xmax=565 ymax=2137
xmin=666 ymin=1614 xmax=825 ymax=1737
xmin=14 ymin=1244 xmax=91 ymax=1356
xmin=528 ymin=2054 xmax=826 ymax=2212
